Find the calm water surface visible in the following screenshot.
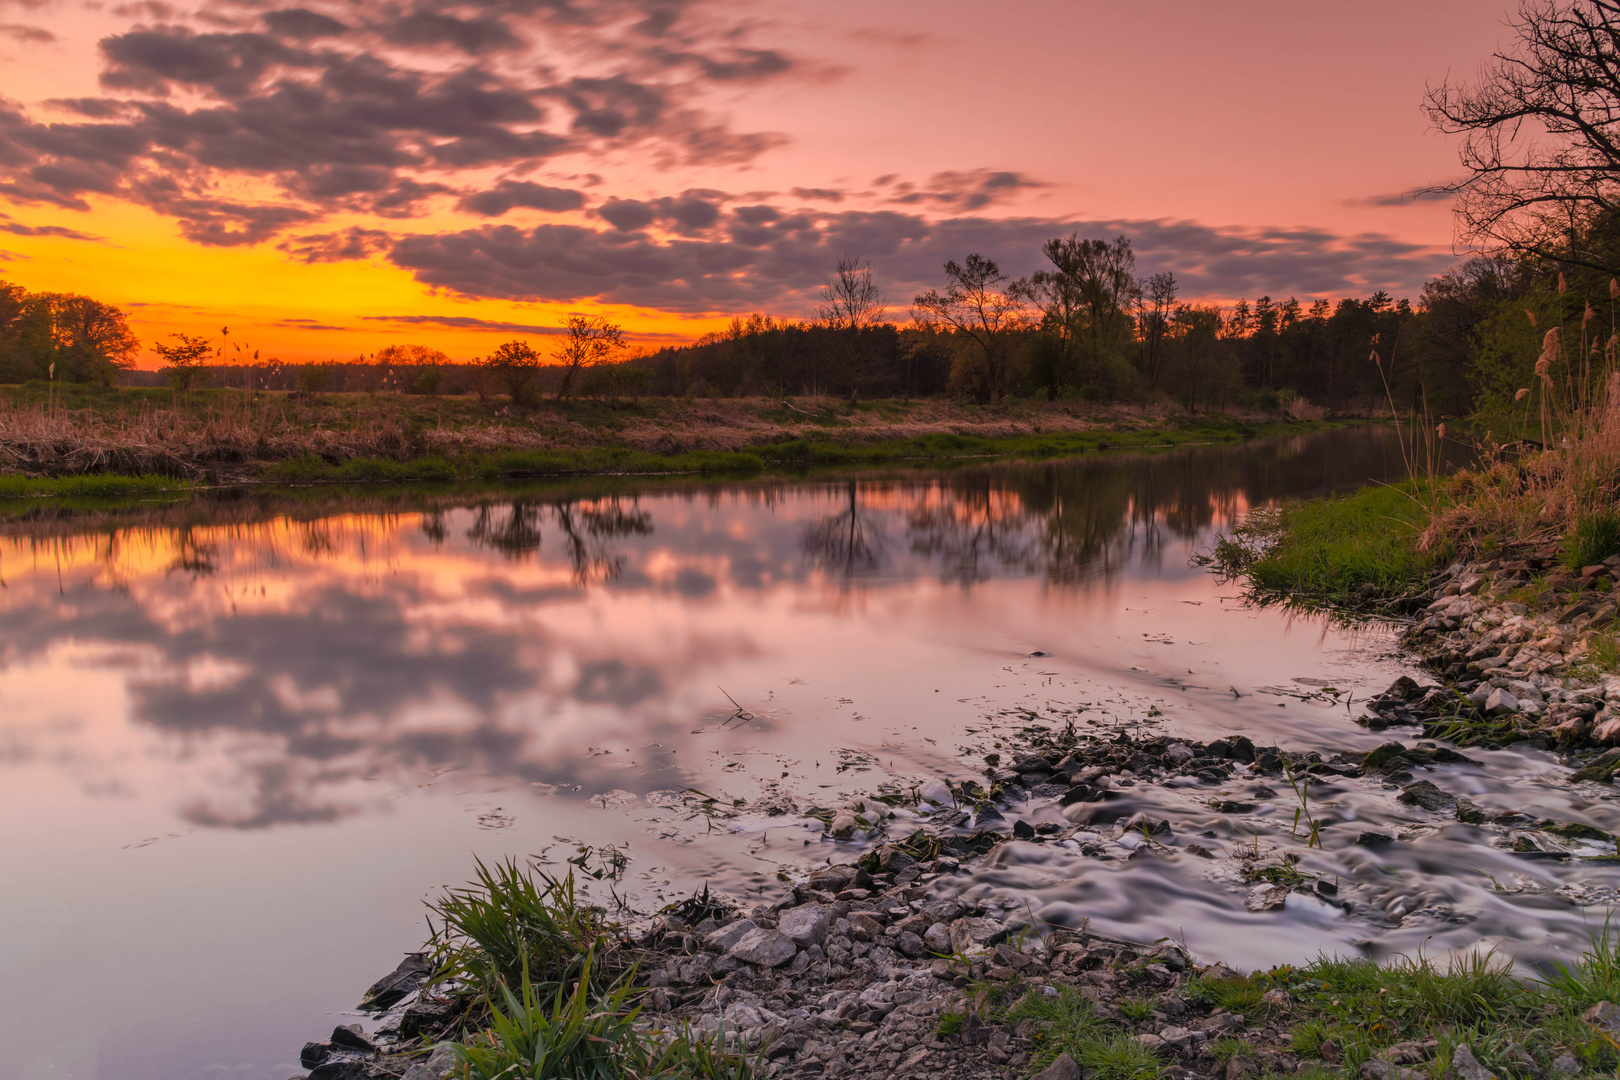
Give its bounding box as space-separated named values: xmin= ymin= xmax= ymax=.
xmin=2 ymin=429 xmax=1613 ymax=1080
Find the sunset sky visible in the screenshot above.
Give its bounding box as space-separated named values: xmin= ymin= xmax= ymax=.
xmin=0 ymin=0 xmax=1515 ymax=366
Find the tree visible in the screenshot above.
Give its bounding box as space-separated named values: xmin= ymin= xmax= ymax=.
xmin=1015 ymin=236 xmax=1140 ymax=395
xmin=31 ymin=293 xmax=139 ymax=384
xmin=553 ymin=315 xmax=626 ymax=401
xmin=153 ymin=332 xmax=214 ymax=391
xmin=817 ymin=254 xmax=887 ymax=403
xmin=485 ymin=339 xmax=542 ymax=404
xmin=913 ymin=254 xmax=1026 ymax=403
xmin=1136 ymin=272 xmax=1178 ymax=390
xmin=1424 ymin=0 xmax=1620 ymax=271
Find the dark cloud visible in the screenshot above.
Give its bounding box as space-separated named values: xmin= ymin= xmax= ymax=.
xmin=0 ymin=220 xmax=103 ymax=240
xmin=279 ymin=226 xmax=392 ymax=262
xmin=0 ymin=22 xmax=52 ymax=42
xmin=385 ymin=206 xmax=1454 ymax=312
xmin=459 ymin=180 xmax=586 ymax=216
xmin=1353 ymin=187 xmax=1457 ymax=207
xmin=362 ymin=313 xmax=565 ymax=335
xmin=261 ymin=9 xmax=351 ymax=40
xmin=379 ymin=10 xmax=521 ymax=54
xmin=888 ymin=169 xmax=1049 ymax=211
xmin=792 ymin=187 xmax=843 ymax=202
xmin=596 ymin=191 xmax=722 ymax=233
xmin=0 ymin=0 xmax=802 ymax=240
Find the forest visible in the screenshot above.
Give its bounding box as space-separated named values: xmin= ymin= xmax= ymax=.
xmin=0 ymin=231 xmax=1593 ymax=424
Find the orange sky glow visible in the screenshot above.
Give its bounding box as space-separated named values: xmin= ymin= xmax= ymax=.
xmin=0 ymin=0 xmax=1516 ymax=367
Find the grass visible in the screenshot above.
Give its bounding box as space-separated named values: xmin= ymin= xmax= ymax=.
xmin=0 ymin=472 xmax=194 ymax=498
xmin=1201 ymin=481 xmax=1449 ymax=609
xmin=427 ymin=858 xmax=623 ymax=1003
xmin=1003 ymin=987 xmax=1162 ymax=1080
xmin=455 ymin=952 xmax=751 ymax=1080
xmin=0 ymin=382 xmax=1339 ymax=489
xmin=1565 ymin=509 xmax=1620 ymax=571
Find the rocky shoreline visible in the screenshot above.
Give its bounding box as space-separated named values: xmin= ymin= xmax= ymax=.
xmin=1385 ymin=550 xmax=1620 ymax=766
xmin=285 ymin=701 xmax=1620 ymax=1080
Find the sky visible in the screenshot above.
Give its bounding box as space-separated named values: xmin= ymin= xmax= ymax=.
xmin=0 ymin=0 xmax=1518 ymax=366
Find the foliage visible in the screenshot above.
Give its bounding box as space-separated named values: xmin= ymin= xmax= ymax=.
xmin=1565 ymin=509 xmax=1620 ymax=570
xmin=427 ymin=859 xmax=623 ymax=1002
xmin=454 ymin=953 xmax=752 ymax=1080
xmin=553 ymin=316 xmax=627 ymax=402
xmin=1202 ymin=481 xmax=1447 ymax=606
xmin=153 ymin=333 xmax=214 ymax=391
xmin=486 ymin=339 xmax=544 ymax=404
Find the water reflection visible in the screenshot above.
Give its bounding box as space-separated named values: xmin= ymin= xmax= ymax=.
xmin=0 ymin=428 xmax=1485 ymax=1080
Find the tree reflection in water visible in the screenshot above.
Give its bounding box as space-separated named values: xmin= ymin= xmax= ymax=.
xmin=802 ymin=481 xmax=886 ymax=582
xmin=463 ymin=497 xmax=652 ymax=582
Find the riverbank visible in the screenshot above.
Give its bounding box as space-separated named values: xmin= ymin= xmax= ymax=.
xmin=1199 ymin=477 xmax=1620 ymax=756
xmin=0 ymin=385 xmax=1336 ymax=489
xmin=295 ymin=721 xmax=1620 ymax=1080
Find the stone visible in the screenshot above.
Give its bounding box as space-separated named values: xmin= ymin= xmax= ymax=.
xmin=308 ymin=1064 xmax=370 ymax=1080
xmin=779 ymin=904 xmax=831 ymax=948
xmin=1386 ymin=676 xmax=1423 ymax=700
xmin=1228 ymin=1056 xmax=1260 ymax=1080
xmin=922 ymin=922 xmax=952 ymax=955
xmin=1135 ymin=1033 xmax=1165 ymax=1050
xmin=358 ymin=953 xmax=432 ymax=1011
xmin=402 ymin=1044 xmax=461 ymax=1080
xmin=1447 ymin=1044 xmax=1491 ymax=1080
xmin=705 ymin=919 xmax=758 ymax=952
xmin=1359 ymin=1062 xmax=1397 ymax=1080
xmin=300 ymin=1042 xmax=334 ymax=1068
xmin=1596 ymin=717 xmax=1620 ymax=744
xmin=949 ymin=916 xmax=1006 ymax=953
xmin=1583 ymin=1000 xmax=1620 ymax=1034
xmin=1032 ymin=1052 xmax=1082 ymax=1080
xmin=1485 ymin=687 xmax=1520 ymax=716
xmin=1551 ymin=1051 xmax=1581 ymax=1075
xmin=329 ymin=1025 xmax=377 ymax=1053
xmin=1454 ymin=797 xmax=1489 ymax=824
xmin=1397 ymin=780 xmax=1456 ymax=811
xmin=1245 ymin=884 xmax=1289 ymax=911
xmin=1363 ymin=741 xmax=1409 ymax=770
xmin=728 ymin=927 xmax=798 ymax=967
xmin=895 ymin=931 xmax=926 ymax=958
xmin=1013 ymin=819 xmax=1036 ymax=840
xmin=399 ymin=996 xmax=461 ymax=1039
xmin=1158 ymin=1025 xmax=1197 ymax=1050
xmin=1355 ymin=831 xmax=1394 ymax=846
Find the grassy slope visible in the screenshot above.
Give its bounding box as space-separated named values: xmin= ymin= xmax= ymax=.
xmin=1205 ymin=482 xmax=1448 ymax=608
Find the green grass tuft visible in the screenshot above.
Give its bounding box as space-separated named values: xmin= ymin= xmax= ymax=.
xmin=1565 ymin=510 xmax=1620 ymax=571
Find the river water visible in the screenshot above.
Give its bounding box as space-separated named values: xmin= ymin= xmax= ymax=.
xmin=1 ymin=428 xmax=1615 ymax=1080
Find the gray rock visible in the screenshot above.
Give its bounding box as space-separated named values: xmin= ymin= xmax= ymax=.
xmin=1551 ymin=1051 xmax=1581 ymax=1075
xmin=1397 ymin=780 xmax=1456 ymax=811
xmin=1583 ymin=1000 xmax=1620 ymax=1034
xmin=308 ymin=1064 xmax=370 ymax=1080
xmin=1447 ymin=1044 xmax=1490 ymax=1080
xmin=1158 ymin=1025 xmax=1197 ymax=1049
xmin=402 ymin=1044 xmax=461 ymax=1080
xmin=778 ymin=903 xmax=831 ymax=948
xmin=949 ymin=916 xmax=1006 ymax=953
xmin=704 ymin=918 xmax=757 ymax=952
xmin=895 ymin=931 xmax=925 ymax=958
xmin=1359 ymin=1062 xmax=1396 ymax=1080
xmin=1032 ymin=1053 xmax=1082 ymax=1080
xmin=1485 ymin=687 xmax=1520 ymax=716
xmin=1244 ymin=884 xmax=1289 ymax=911
xmin=1455 ymin=797 xmax=1489 ymax=824
xmin=728 ymin=927 xmax=798 ymax=967
xmin=922 ymin=922 xmax=952 ymax=954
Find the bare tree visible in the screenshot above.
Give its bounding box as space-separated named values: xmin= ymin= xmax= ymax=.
xmin=912 ymin=254 xmax=1026 ymax=403
xmin=1424 ymin=0 xmax=1620 ymax=269
xmin=553 ymin=315 xmax=627 ymax=402
xmin=817 ymin=254 xmax=886 ymax=403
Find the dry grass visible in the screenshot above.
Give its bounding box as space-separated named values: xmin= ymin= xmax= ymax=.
xmin=1422 ymin=317 xmax=1620 ymax=560
xmin=0 ymin=389 xmax=1292 ymax=483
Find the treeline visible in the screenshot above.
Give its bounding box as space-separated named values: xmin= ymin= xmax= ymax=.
xmin=635 ymin=240 xmax=1500 ymax=415
xmin=0 ymin=234 xmax=1578 ymax=420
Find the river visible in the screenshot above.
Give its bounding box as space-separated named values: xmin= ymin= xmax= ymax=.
xmin=1 ymin=427 xmax=1613 ymax=1080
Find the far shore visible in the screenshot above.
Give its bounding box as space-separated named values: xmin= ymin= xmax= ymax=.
xmin=0 ymin=383 xmax=1354 ymax=493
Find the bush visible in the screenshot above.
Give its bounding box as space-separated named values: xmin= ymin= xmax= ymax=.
xmin=1564 ymin=509 xmax=1620 ymax=570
